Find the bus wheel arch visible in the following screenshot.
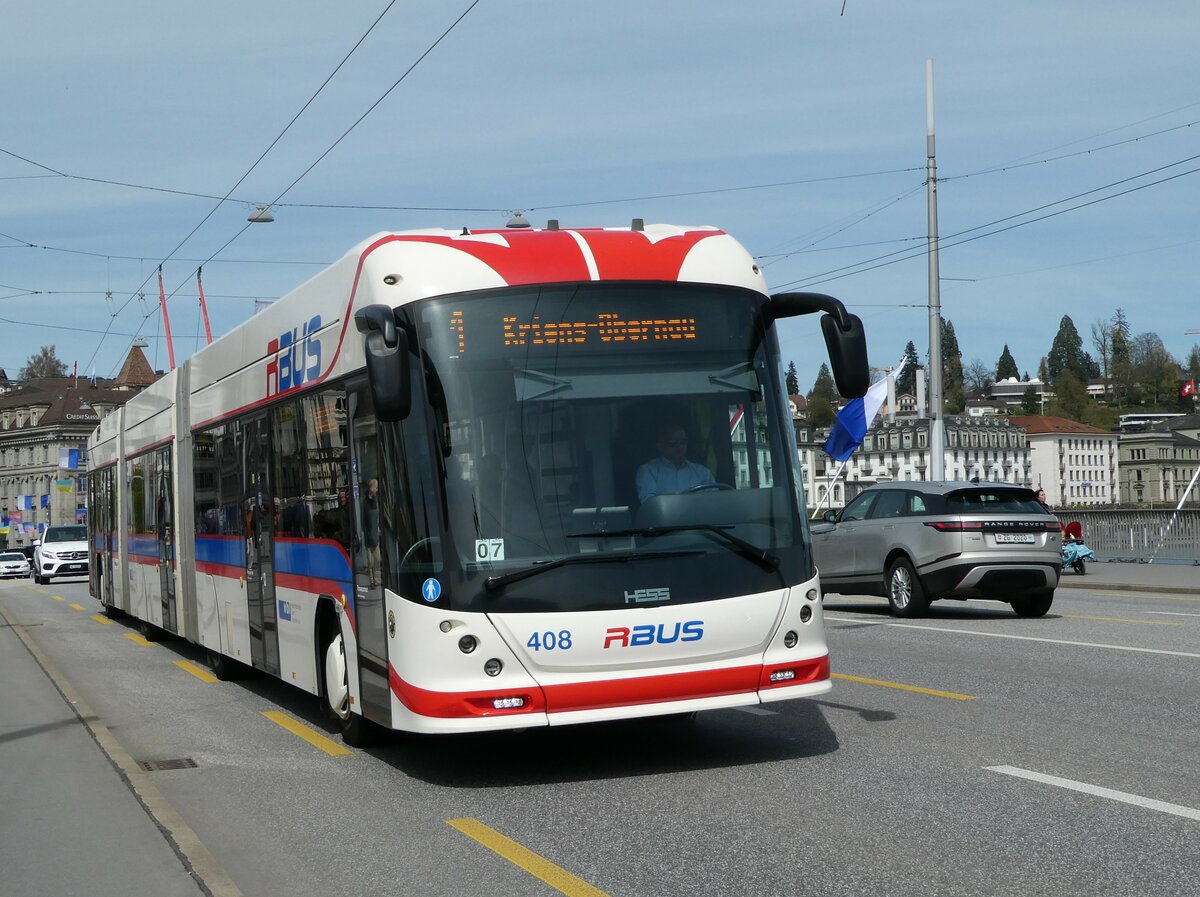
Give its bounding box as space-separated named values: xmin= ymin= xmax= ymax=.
xmin=315 ymin=596 xmax=378 ymax=747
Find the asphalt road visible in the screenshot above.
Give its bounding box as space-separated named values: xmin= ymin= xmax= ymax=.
xmin=2 ymin=575 xmax=1197 ymax=897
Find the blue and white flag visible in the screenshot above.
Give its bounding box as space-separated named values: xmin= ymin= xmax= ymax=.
xmin=823 ymin=358 xmax=908 ymax=462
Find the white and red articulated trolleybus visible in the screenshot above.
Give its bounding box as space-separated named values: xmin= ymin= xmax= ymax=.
xmin=88 ymin=222 xmax=869 ymax=743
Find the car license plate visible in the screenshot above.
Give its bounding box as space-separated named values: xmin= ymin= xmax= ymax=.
xmin=995 ymin=533 xmax=1036 ymax=544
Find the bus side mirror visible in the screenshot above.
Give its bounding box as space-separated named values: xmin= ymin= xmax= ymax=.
xmin=768 ymin=292 xmax=869 ymax=399
xmin=354 ymin=304 xmax=411 ymax=421
xmin=819 ymin=311 xmax=869 ymax=399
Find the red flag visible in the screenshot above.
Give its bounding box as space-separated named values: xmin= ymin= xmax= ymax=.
xmin=1183 ymin=379 xmax=1196 ymax=397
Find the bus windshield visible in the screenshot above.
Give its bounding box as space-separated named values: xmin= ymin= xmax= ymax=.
xmin=404 ymin=282 xmax=812 ymax=613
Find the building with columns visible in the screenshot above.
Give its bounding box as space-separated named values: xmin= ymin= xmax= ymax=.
xmin=1117 ymin=414 xmax=1200 ymax=507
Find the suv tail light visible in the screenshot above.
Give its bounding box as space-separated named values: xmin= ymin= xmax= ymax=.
xmin=923 ymin=521 xmax=982 ymax=532
xmin=1044 ymin=521 xmax=1062 ymax=532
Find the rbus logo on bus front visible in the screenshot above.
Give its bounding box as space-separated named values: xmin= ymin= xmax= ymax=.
xmin=266 ymin=315 xmax=322 ymax=397
xmin=603 ymin=621 xmax=703 ymax=648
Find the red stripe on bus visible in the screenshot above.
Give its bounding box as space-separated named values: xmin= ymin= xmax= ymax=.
xmin=386 ymin=656 xmax=828 ymax=720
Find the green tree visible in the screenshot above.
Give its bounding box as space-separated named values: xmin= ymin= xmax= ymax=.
xmin=806 ymin=363 xmax=837 ymax=427
xmin=20 ymin=345 xmax=68 ymax=379
xmin=1048 ymin=370 xmax=1089 ymax=421
xmin=941 ymin=319 xmax=965 ymax=413
xmin=1130 ymin=332 xmax=1179 ymax=407
xmin=995 ymin=344 xmax=1019 ymax=381
xmin=1021 ymin=385 xmax=1041 ymax=415
xmin=896 ymin=340 xmax=920 ymax=396
xmin=1186 ymin=344 xmax=1200 ymax=390
xmin=785 ymin=361 xmax=800 ymax=396
xmin=1046 ymin=315 xmax=1090 ymax=384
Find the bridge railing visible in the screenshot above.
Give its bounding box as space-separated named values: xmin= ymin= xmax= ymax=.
xmin=1057 ymin=509 xmax=1200 ymax=563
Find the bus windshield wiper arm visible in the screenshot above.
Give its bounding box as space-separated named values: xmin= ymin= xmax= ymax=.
xmin=484 ymin=549 xmax=702 ymax=593
xmin=567 ymin=525 xmax=779 ymax=572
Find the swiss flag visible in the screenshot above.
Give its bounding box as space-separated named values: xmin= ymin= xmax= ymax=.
xmin=1183 ymin=379 xmax=1196 ymax=397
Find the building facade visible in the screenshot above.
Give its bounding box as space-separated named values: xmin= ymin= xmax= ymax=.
xmin=1010 ymin=415 xmax=1119 ymax=508
xmin=0 ymin=349 xmax=157 ymax=549
xmin=797 ymin=413 xmax=1032 ymax=511
xmin=1117 ymin=414 xmax=1200 ymax=507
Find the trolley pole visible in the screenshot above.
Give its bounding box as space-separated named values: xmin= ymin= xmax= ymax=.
xmin=925 ymin=59 xmax=945 ymax=481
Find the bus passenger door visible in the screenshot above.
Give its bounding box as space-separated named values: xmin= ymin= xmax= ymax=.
xmin=348 ymin=385 xmax=391 ymax=727
xmin=243 ymin=415 xmax=280 ymax=676
xmin=156 ymin=447 xmax=178 ymax=634
xmin=104 ymin=468 xmax=116 ymax=608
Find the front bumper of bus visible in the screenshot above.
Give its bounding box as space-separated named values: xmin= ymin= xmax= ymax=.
xmin=382 ymin=578 xmax=832 ymax=734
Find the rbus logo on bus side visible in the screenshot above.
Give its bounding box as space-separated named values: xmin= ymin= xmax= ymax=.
xmin=266 ymin=315 xmax=322 ymax=397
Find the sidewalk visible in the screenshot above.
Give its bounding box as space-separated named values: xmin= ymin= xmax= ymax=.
xmin=1057 ymin=560 xmax=1200 ymax=596
xmin=0 ymin=595 xmax=207 ymax=897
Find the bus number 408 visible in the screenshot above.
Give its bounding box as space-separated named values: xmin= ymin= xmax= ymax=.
xmin=526 ymin=630 xmax=573 ymax=651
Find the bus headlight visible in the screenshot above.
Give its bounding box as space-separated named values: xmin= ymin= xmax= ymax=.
xmin=799 ymin=606 xmax=813 ymax=623
xmin=484 ymin=658 xmax=503 ymax=677
xmin=783 ymin=630 xmax=798 ymax=648
xmin=458 ymin=635 xmax=477 ymax=654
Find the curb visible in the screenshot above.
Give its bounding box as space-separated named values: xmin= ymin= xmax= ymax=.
xmin=1058 ymin=579 xmax=1200 ymax=597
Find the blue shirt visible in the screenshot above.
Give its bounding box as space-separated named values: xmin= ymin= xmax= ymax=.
xmin=636 ymin=456 xmax=715 ymax=502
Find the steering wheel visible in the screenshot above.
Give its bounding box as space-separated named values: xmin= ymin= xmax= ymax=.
xmin=682 ymin=482 xmax=734 ymax=494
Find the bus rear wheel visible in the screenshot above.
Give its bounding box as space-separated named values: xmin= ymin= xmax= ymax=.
xmin=207 ymin=649 xmax=243 ymax=681
xmin=322 ymin=629 xmax=377 ymax=748
xmin=138 ymin=618 xmax=163 ymax=642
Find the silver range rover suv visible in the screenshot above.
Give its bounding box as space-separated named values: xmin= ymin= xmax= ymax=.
xmin=810 ymin=482 xmax=1062 ymax=618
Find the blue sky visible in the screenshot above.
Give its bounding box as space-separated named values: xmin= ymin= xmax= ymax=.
xmin=3 ymin=1 xmax=1198 ymax=391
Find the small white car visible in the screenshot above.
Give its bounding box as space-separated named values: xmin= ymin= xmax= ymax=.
xmin=0 ymin=550 xmax=31 ymax=579
xmin=34 ymin=524 xmax=90 ymax=585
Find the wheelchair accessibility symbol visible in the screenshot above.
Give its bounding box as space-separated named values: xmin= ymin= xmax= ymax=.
xmin=422 ymin=578 xmax=441 ymax=603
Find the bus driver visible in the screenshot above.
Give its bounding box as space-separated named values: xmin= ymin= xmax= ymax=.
xmin=636 ymin=423 xmax=715 ymax=502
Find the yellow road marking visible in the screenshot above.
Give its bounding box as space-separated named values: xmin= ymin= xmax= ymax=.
xmin=91 ymin=614 xmax=114 ymax=625
xmin=447 ymin=818 xmax=611 ymax=897
xmin=69 ymin=602 xmax=86 ymax=611
xmin=1062 ymin=614 xmax=1182 ymax=626
xmin=175 ymin=660 xmax=219 ymax=683
xmin=125 ymin=632 xmax=156 ymax=647
xmin=51 ymin=595 xmax=64 ymax=601
xmin=832 ymin=672 xmax=977 ymax=701
xmin=261 ymin=711 xmax=351 ymax=757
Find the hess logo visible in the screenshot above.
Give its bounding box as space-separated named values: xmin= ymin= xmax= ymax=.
xmin=603 ymin=621 xmax=703 ymax=648
xmin=267 ymin=315 xmax=322 ymax=397
xmin=624 ymin=587 xmax=669 ymax=604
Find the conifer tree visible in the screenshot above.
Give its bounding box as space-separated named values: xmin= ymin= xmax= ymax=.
xmin=995 ymin=344 xmax=1019 ymax=381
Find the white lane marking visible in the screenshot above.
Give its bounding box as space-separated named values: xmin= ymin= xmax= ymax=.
xmin=823 ymin=613 xmax=1200 ymax=659
xmin=731 ymin=706 xmax=776 ymax=716
xmin=1147 ymin=611 xmax=1200 ymax=618
xmin=986 ymin=765 xmax=1200 ymax=823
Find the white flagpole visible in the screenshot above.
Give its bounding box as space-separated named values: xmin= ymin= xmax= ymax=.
xmin=811 ymin=459 xmax=850 ymax=519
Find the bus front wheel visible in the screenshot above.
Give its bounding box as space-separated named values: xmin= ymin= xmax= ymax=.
xmin=322 ymin=629 xmax=377 ymax=748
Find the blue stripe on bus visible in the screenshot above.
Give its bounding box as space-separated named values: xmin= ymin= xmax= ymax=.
xmin=274 ymin=538 xmax=353 ymax=583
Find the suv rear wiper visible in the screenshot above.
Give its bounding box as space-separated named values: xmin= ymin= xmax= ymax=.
xmin=484 ymin=549 xmax=702 ymax=593
xmin=568 ymin=525 xmax=780 ymax=573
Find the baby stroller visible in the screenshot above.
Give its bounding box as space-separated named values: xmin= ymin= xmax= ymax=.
xmin=1061 ymin=521 xmax=1096 ymax=575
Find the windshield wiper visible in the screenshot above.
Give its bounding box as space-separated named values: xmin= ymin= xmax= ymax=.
xmin=566 ymin=525 xmax=779 ymax=573
xmin=484 ymin=549 xmax=702 ymax=594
